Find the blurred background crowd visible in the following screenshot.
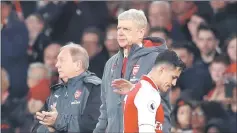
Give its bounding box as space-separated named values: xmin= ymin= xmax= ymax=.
xmin=1 ymin=1 xmax=236 ymax=133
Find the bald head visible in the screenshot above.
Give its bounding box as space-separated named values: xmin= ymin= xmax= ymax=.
xmin=148 ymin=1 xmax=172 ymax=28
xmin=56 ymin=43 xmax=89 ymax=81
xmin=44 ymin=43 xmax=61 ymax=71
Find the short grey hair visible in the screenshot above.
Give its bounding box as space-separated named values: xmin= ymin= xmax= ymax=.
xmin=118 ymin=9 xmax=148 ymax=29
xmin=60 ymin=42 xmax=89 ymax=70
xmin=28 ymin=62 xmax=51 ymax=80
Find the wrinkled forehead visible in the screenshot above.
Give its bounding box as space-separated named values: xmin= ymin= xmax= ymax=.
xmin=118 ymin=19 xmax=139 ymax=29
xmin=57 ymin=48 xmax=71 ymax=58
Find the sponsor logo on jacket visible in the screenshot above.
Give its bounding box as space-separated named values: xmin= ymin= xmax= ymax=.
xmin=155 ymin=121 xmax=162 ymax=131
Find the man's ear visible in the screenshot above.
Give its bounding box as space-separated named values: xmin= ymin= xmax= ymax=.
xmin=157 ymin=65 xmax=165 ymax=74
xmin=39 ymin=22 xmax=44 ymax=30
xmin=76 ymin=60 xmax=82 ymax=71
xmin=139 ymin=28 xmax=145 ymax=39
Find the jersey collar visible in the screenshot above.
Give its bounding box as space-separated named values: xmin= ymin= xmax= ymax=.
xmin=141 ymin=75 xmax=159 ymax=91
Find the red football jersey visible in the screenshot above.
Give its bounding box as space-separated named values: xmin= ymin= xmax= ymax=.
xmin=124 ymin=75 xmax=164 ymax=133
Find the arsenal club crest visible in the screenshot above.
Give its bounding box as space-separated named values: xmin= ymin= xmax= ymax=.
xmin=132 ymin=65 xmax=140 ymax=76
xmin=74 ymin=90 xmax=81 ymax=99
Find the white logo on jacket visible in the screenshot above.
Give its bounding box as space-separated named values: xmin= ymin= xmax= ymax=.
xmin=54 ymin=94 xmax=60 ymax=98
xmin=71 ymin=100 xmax=80 ymax=105
xmin=147 ymin=100 xmax=157 ymax=113
xmin=155 ymin=121 xmax=162 ymax=131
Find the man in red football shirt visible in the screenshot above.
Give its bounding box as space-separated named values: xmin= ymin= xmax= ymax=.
xmin=112 ymin=50 xmax=185 ymax=133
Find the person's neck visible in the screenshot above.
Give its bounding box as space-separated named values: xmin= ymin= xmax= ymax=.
xmin=147 ymin=72 xmax=159 ymax=89
xmin=123 ymin=41 xmax=142 ymax=57
xmin=201 ymin=51 xmax=216 ymax=63
xmin=193 ymin=128 xmax=204 ymax=133
xmin=215 ymin=81 xmax=224 ymax=88
xmin=29 ymin=35 xmax=39 ymax=46
xmin=186 ymin=62 xmax=193 ymax=69
xmin=63 ymin=70 xmax=85 ymax=83
xmin=180 ymin=124 xmax=191 ymax=130
xmin=123 ymin=46 xmax=131 ymax=58
xmin=62 ymin=78 xmax=68 ymax=83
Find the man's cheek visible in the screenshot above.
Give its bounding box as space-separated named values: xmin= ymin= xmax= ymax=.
xmin=123 ymin=32 xmax=132 ymax=40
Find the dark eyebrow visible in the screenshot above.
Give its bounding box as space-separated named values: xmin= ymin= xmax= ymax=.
xmin=173 ymin=76 xmax=178 ymax=79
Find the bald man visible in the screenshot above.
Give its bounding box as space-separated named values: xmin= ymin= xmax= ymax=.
xmin=34 ymin=43 xmax=101 ymax=133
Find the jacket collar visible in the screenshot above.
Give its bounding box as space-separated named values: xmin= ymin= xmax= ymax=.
xmin=62 ymin=71 xmax=88 ymax=87
xmin=118 ymin=44 xmax=143 ymax=58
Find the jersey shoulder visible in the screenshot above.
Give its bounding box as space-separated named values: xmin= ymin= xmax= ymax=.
xmin=134 ymin=80 xmax=161 ymax=105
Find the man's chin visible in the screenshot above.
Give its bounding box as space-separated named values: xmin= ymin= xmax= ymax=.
xmin=119 ymin=45 xmax=127 ymax=48
xmin=59 ymin=75 xmax=64 ymax=79
xmin=160 ymin=87 xmax=170 ymax=93
xmin=118 ymin=42 xmax=128 ymax=48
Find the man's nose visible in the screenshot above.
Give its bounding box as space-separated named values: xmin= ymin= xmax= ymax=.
xmin=203 ymin=40 xmax=209 ymax=45
xmin=55 ymin=61 xmax=59 ymax=68
xmin=172 ymin=79 xmax=177 ymax=87
xmin=117 ymin=29 xmax=124 ymax=36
